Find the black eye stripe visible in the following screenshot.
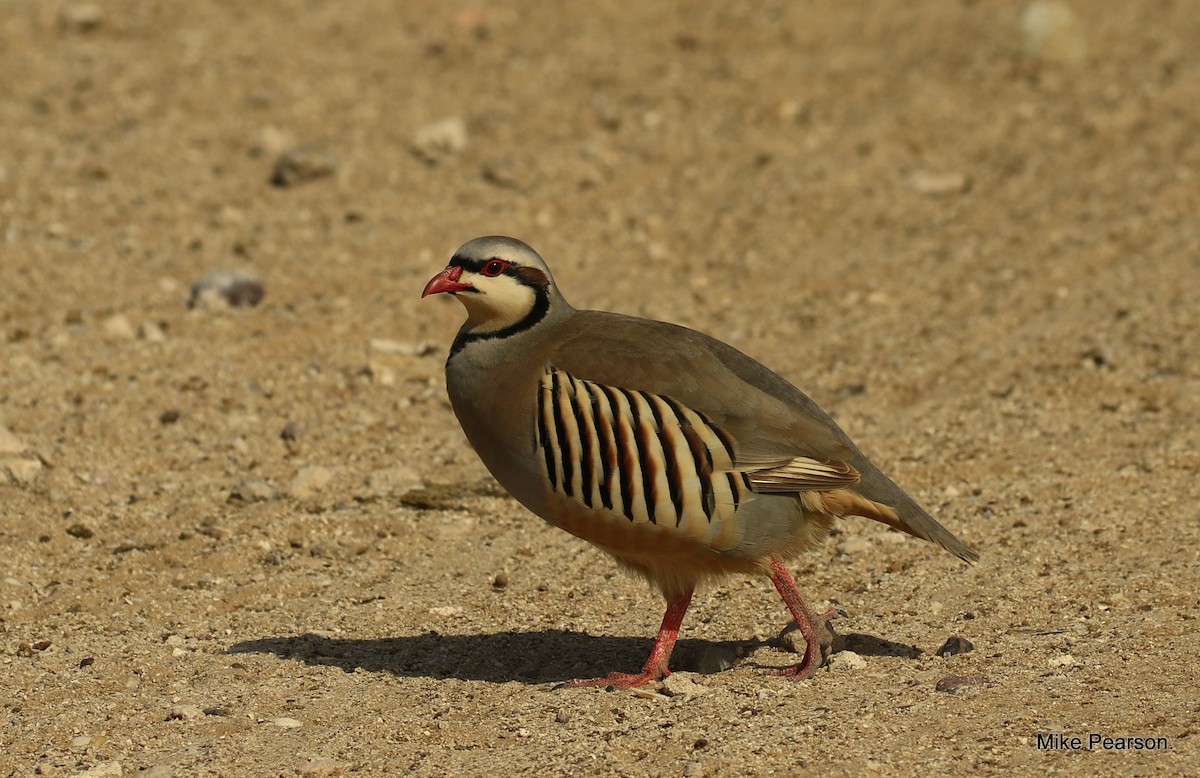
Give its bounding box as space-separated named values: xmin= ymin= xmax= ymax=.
xmin=448 ymin=255 xmax=548 ymax=289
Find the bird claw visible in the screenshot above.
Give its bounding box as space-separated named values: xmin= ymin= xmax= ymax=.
xmin=560 ymin=669 xmax=666 ymax=690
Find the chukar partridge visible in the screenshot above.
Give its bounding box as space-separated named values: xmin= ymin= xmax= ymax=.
xmin=423 ymin=236 xmax=977 ymax=688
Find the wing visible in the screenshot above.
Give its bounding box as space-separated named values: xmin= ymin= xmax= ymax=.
xmin=542 ymin=311 xmax=979 ymax=563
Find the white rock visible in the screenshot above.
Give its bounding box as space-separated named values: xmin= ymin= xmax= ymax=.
xmin=0 ymin=424 xmax=26 ymax=455
xmin=369 ymin=338 xmax=430 ymax=357
xmin=3 ymin=457 xmax=44 ymax=485
xmin=80 ymin=762 xmax=123 ymax=778
xmin=290 ymin=466 xmax=334 ymax=499
xmin=271 ymin=717 xmax=303 ymax=728
xmin=365 ymin=465 xmax=423 ymax=498
xmin=428 ymin=605 xmax=463 ymax=617
xmin=169 ymin=704 xmax=204 ymax=721
xmin=1048 ymin=653 xmax=1077 ymax=668
xmin=102 ymin=314 xmax=137 ymax=340
xmin=661 ymin=672 xmax=710 ymax=699
xmin=59 ymin=3 xmax=103 ymax=33
xmin=1020 ymin=1 xmax=1087 ymax=64
xmin=412 ymin=118 xmax=468 ymax=161
xmin=908 ymin=170 xmax=971 ymax=196
xmin=829 ymin=650 xmax=868 ymax=672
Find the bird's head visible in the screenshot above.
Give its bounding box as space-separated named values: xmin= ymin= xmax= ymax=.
xmin=422 ymin=236 xmax=567 ymax=338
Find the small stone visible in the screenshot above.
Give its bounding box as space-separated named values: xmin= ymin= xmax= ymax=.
xmin=936 ymin=636 xmax=975 ymax=657
xmin=230 ymin=479 xmax=279 ymax=503
xmin=412 ymin=117 xmax=468 ymax=163
xmin=168 ymin=704 xmax=204 ymax=721
xmin=428 ymin=605 xmax=463 ymax=617
xmin=683 ymin=762 xmax=703 ymax=778
xmin=188 ymin=270 xmax=265 ymax=309
xmin=59 ymin=3 xmax=103 ymax=33
xmin=829 ymin=650 xmax=868 ymax=672
xmin=907 ymin=170 xmax=971 ymax=196
xmin=685 ymin=644 xmax=738 ymax=675
xmin=837 ymin=536 xmax=871 ymax=556
xmin=297 ymin=758 xmax=349 ymax=777
xmin=32 ymin=639 xmax=51 ymax=651
xmin=1020 ymin=1 xmax=1087 ymax=64
xmin=661 ymin=673 xmax=709 ymax=699
xmin=71 ymin=735 xmax=93 ymax=748
xmin=492 ymin=571 xmax=509 ymax=590
xmin=290 ymin=466 xmax=334 ymax=499
xmin=79 ymin=762 xmax=123 ymax=778
xmin=66 ymin=523 xmax=94 ymax=539
xmin=1048 ymin=653 xmax=1077 ymax=668
xmin=0 ymin=424 xmax=26 ymax=455
xmin=365 ymin=465 xmax=423 ymax=499
xmin=271 ymin=717 xmax=303 ymax=728
xmin=138 ymin=321 xmax=168 ymax=342
xmin=270 ymin=146 xmax=338 ymax=187
xmin=159 ymin=409 xmax=181 ymax=425
xmin=554 ymin=710 xmax=571 ymax=724
xmin=935 ymin=674 xmax=985 ymax=693
xmin=369 ymin=338 xmax=431 ymax=357
xmin=3 ymin=457 xmax=43 ymax=485
xmin=132 ymin=767 xmax=174 ymax=778
xmin=102 ymin=314 xmax=137 ymax=340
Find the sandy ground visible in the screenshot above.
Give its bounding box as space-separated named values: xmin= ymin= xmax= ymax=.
xmin=3 ymin=1 xmax=1199 ymax=775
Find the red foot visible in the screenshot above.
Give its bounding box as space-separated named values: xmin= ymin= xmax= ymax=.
xmin=561 ymin=669 xmax=666 ymax=689
xmin=769 ymin=558 xmax=837 ymax=681
xmin=560 ymin=589 xmax=693 ymax=691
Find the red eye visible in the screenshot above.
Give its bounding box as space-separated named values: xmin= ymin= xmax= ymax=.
xmin=481 ymin=259 xmax=508 ymax=277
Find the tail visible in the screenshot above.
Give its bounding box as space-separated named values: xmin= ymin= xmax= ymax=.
xmin=821 ymin=468 xmax=979 ymax=564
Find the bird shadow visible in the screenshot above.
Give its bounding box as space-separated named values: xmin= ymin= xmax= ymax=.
xmin=227 ymin=629 xmax=921 ymax=685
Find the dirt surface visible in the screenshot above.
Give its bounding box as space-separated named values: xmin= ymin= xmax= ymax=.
xmin=3 ymin=1 xmax=1199 ymax=776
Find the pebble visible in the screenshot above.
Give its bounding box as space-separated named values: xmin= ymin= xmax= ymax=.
xmin=66 ymin=523 xmax=95 ymax=539
xmin=58 ymin=3 xmax=103 ymax=33
xmin=936 ymin=635 xmax=975 ymax=657
xmin=935 ymin=674 xmax=985 ymax=693
xmin=907 ymin=170 xmax=971 ymax=196
xmin=364 ymin=465 xmax=423 ymax=499
xmin=1048 ymin=653 xmax=1077 ymax=668
xmin=132 ymin=767 xmax=174 ymax=778
xmin=229 ymin=479 xmax=279 ymax=503
xmin=1020 ymin=1 xmax=1087 ymax=64
xmin=139 ymin=321 xmax=167 ymax=342
xmin=829 ymin=650 xmax=868 ymax=672
xmin=0 ymin=424 xmax=26 ymax=455
xmin=297 ymin=758 xmax=349 ymax=777
xmin=168 ymin=704 xmax=204 ymax=721
xmin=3 ymin=457 xmax=43 ymax=486
xmin=188 ymin=270 xmax=265 ymax=309
xmin=270 ymin=146 xmax=339 ymax=187
xmin=661 ymin=673 xmax=710 ymax=699
xmin=79 ymin=763 xmax=123 ymax=778
xmin=492 ymin=571 xmax=509 ymax=590
xmin=71 ymin=735 xmax=93 ymax=748
xmin=290 ymin=466 xmax=334 ymax=499
xmin=428 ymin=605 xmax=463 ymax=617
xmin=837 ymin=536 xmax=871 ymax=556
xmin=412 ymin=117 xmax=468 ymax=163
xmin=102 ymin=313 xmax=137 ymax=340
xmin=369 ymin=338 xmax=431 ymax=357
xmin=271 ymin=717 xmax=303 ymax=728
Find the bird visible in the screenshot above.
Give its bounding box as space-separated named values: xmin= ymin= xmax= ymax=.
xmin=422 ymin=235 xmax=977 ymax=689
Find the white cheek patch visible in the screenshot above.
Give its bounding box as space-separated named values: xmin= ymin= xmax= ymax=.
xmin=459 ymin=275 xmax=538 ymax=334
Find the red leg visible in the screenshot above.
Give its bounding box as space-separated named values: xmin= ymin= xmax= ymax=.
xmin=768 ymin=557 xmax=833 ymax=680
xmin=564 ymin=588 xmax=694 ymax=689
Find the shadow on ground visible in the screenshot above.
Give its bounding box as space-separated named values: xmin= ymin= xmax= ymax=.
xmin=228 ymin=629 xmax=920 ymax=684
